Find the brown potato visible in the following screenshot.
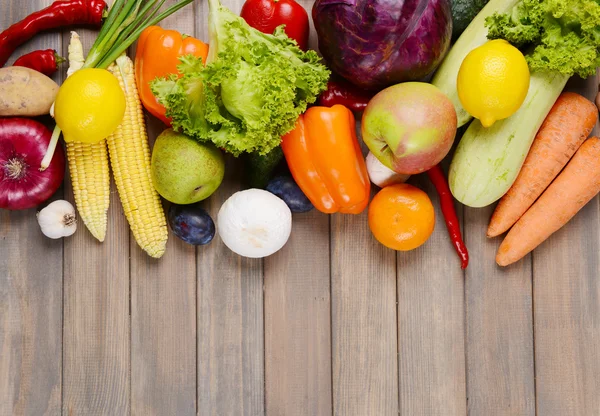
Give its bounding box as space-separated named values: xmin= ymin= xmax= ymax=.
xmin=0 ymin=66 xmax=59 ymax=116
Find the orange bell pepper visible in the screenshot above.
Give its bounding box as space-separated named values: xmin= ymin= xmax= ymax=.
xmin=134 ymin=26 xmax=209 ymax=125
xmin=281 ymin=105 xmax=370 ymax=214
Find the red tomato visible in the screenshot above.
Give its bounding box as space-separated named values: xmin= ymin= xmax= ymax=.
xmin=240 ymin=0 xmax=310 ymax=51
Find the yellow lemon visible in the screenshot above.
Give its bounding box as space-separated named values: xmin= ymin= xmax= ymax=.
xmin=54 ymin=68 xmax=126 ymax=143
xmin=457 ymin=39 xmax=530 ymax=127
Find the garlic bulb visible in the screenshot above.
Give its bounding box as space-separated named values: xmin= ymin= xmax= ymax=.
xmin=37 ymin=200 xmax=77 ymax=239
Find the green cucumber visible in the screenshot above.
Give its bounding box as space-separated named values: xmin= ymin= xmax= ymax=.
xmin=244 ymin=146 xmax=284 ymax=189
xmin=448 ymin=72 xmax=569 ymax=208
xmin=451 ymin=0 xmax=490 ymax=40
xmin=432 ymin=0 xmax=520 ymax=127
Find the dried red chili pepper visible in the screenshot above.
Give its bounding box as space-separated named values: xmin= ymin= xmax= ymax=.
xmin=317 ymin=77 xmax=375 ymax=115
xmin=0 ymin=0 xmax=107 ymax=67
xmin=427 ymin=164 xmax=469 ymax=269
xmin=13 ymin=49 xmax=65 ymax=76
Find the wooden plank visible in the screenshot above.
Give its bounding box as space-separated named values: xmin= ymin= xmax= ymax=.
xmin=62 ymin=27 xmax=130 ymax=414
xmin=397 ymin=174 xmax=466 ymax=416
xmin=330 ymin=128 xmax=398 ymax=415
xmin=533 ymin=74 xmax=600 ymax=416
xmin=0 ymin=2 xmax=63 ymax=414
xmin=464 ymin=205 xmax=535 ymax=415
xmin=196 ymin=156 xmax=265 ymax=416
xmin=331 ymin=211 xmax=398 ymax=416
xmin=195 ymin=4 xmax=264 ymax=415
xmin=264 ymin=211 xmax=332 ymax=416
xmin=130 ymin=231 xmax=196 ymax=416
xmin=129 ymin=4 xmax=198 ymax=415
xmin=0 ymin=210 xmax=63 ymax=416
xmin=263 ymin=2 xmax=332 ymax=414
xmin=194 ymin=5 xmax=264 ymax=411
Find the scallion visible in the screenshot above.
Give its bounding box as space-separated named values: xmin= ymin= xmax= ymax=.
xmin=41 ymin=0 xmax=194 ymax=170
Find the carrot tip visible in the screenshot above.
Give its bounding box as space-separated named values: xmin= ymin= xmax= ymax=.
xmin=496 ymin=257 xmax=509 ymax=267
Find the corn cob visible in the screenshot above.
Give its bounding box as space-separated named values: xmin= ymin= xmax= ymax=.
xmin=65 ymin=31 xmax=110 ymax=242
xmin=66 ymin=141 xmax=110 ymax=241
xmin=107 ymin=55 xmax=168 ymax=258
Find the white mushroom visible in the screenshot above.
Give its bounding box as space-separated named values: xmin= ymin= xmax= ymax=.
xmin=218 ymin=189 xmax=292 ymax=258
xmin=366 ymin=152 xmax=410 ymax=188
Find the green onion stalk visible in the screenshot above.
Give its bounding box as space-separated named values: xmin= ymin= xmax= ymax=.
xmin=40 ymin=0 xmax=194 ymax=170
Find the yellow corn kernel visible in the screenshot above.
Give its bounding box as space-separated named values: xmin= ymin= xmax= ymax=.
xmin=66 ymin=140 xmax=110 ymax=242
xmin=107 ymin=55 xmax=168 ymax=258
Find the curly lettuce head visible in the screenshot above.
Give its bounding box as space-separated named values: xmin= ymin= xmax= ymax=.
xmin=151 ymin=0 xmax=330 ymax=156
xmin=485 ymin=0 xmax=600 ymax=78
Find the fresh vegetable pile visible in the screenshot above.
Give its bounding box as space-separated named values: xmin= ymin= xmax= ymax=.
xmin=151 ymin=0 xmax=329 ymax=156
xmin=1 ymin=0 xmax=599 ymax=270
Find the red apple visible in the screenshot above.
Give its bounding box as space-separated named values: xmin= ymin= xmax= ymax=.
xmin=361 ymin=82 xmax=457 ymax=175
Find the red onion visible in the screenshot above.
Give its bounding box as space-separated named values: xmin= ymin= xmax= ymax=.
xmin=0 ymin=118 xmax=65 ymax=210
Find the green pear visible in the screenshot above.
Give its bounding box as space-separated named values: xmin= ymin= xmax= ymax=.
xmin=151 ymin=129 xmax=225 ymax=204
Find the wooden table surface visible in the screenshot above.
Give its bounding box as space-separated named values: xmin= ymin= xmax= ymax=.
xmin=1 ymin=1 xmax=599 ymax=415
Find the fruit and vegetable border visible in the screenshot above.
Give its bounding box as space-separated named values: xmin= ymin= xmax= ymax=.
xmin=0 ymin=0 xmax=598 ymax=268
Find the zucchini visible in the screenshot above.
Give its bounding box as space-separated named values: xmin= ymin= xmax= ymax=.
xmin=448 ymin=72 xmax=569 ymax=208
xmin=244 ymin=146 xmax=284 ymax=189
xmin=451 ymin=0 xmax=490 ymax=41
xmin=432 ymin=0 xmax=520 ymax=127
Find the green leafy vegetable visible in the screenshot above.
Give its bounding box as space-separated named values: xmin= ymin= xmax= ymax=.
xmin=485 ymin=0 xmax=600 ymax=77
xmin=151 ymin=0 xmax=330 ymax=156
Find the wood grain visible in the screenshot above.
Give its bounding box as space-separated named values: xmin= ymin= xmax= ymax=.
xmin=130 ymin=134 xmax=197 ymax=416
xmin=2 ymin=0 xmax=600 ymax=414
xmin=533 ymin=74 xmax=600 ymax=416
xmin=330 ymin=126 xmax=398 ymax=415
xmin=129 ymin=6 xmax=198 ymax=415
xmin=464 ymin=205 xmax=535 ymax=416
xmin=195 ymin=4 xmax=264 ymax=415
xmin=331 ymin=210 xmax=398 ymax=416
xmin=196 ymin=157 xmax=265 ymax=416
xmin=397 ymin=174 xmax=466 ymax=416
xmin=130 ymin=234 xmax=197 ymax=416
xmin=0 ymin=3 xmax=63 ymax=415
xmin=264 ymin=211 xmax=332 ymax=416
xmin=62 ymin=183 xmax=130 ymax=416
xmin=61 ymin=25 xmax=131 ymax=415
xmin=263 ymin=2 xmax=332 ymax=414
xmin=0 ymin=211 xmax=63 ymax=416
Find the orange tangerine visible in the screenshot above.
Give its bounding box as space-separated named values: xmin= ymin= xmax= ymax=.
xmin=368 ymin=183 xmax=435 ymax=251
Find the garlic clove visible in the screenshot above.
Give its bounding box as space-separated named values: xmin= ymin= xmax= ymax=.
xmin=37 ymin=200 xmax=77 ymax=239
xmin=366 ymin=152 xmax=410 ymax=188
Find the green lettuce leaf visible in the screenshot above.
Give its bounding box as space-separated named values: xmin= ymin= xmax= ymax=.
xmin=485 ymin=0 xmax=600 ymax=78
xmin=151 ymin=0 xmax=330 ymax=156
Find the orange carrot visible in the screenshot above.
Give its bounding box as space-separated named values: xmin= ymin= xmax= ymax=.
xmin=488 ymin=92 xmax=598 ymax=237
xmin=496 ymin=137 xmax=600 ymax=266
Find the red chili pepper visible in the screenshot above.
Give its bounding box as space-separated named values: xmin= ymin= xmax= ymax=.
xmin=240 ymin=0 xmax=309 ymax=51
xmin=427 ymin=164 xmax=469 ymax=269
xmin=0 ymin=0 xmax=107 ymax=67
xmin=317 ymin=77 xmax=375 ymax=115
xmin=13 ymin=49 xmax=65 ymax=76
